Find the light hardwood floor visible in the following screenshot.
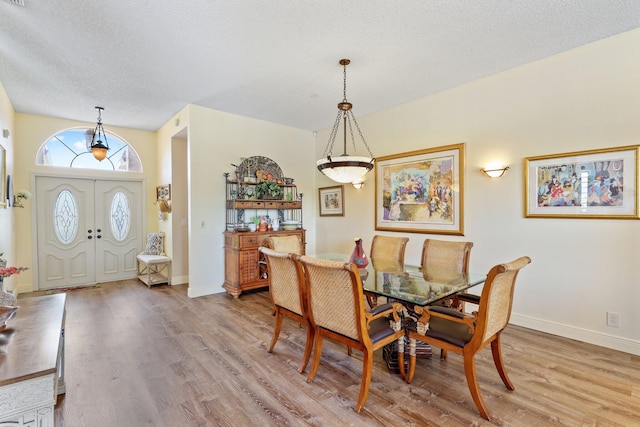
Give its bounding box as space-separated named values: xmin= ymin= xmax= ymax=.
xmin=20 ymin=280 xmax=639 ymax=426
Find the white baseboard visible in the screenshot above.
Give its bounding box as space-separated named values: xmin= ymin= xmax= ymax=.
xmin=510 ymin=313 xmax=640 ymax=356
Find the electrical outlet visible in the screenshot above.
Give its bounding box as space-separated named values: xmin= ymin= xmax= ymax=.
xmin=606 ymin=312 xmax=620 ymax=328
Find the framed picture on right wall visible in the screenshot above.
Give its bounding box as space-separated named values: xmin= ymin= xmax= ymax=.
xmin=524 ymin=145 xmax=639 ymax=219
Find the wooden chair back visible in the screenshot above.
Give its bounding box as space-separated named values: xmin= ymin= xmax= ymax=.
xmin=421 ymin=239 xmax=473 ymax=273
xmin=263 ymin=235 xmax=303 ymax=255
xmin=370 ymin=235 xmax=409 ymax=265
xmin=471 ymin=256 xmax=531 ymax=347
xmin=300 ymin=256 xmax=364 ymax=342
xmin=260 ymin=247 xmax=305 ymax=316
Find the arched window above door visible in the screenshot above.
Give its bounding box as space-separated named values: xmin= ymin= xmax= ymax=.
xmin=36 ymin=128 xmax=143 ymax=172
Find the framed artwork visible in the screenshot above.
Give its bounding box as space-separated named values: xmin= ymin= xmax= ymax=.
xmin=0 ymin=144 xmax=5 ymax=208
xmin=156 ymin=184 xmax=171 ymax=201
xmin=319 ymin=185 xmax=344 ymax=216
xmin=375 ymin=143 xmax=465 ymax=235
xmin=525 ymin=145 xmax=639 ymax=219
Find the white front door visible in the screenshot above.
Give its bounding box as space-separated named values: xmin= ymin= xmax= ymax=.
xmin=36 ymin=176 xmax=143 ymax=289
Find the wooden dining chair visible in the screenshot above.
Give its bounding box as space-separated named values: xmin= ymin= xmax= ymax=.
xmin=262 ymin=234 xmax=304 ymax=255
xmin=258 ymin=247 xmax=313 ymax=373
xmin=421 ymin=239 xmax=473 ymax=310
xmin=367 ymin=235 xmax=409 ymax=307
xmin=404 ymin=256 xmax=531 ymax=420
xmin=299 ymin=255 xmax=405 ymax=413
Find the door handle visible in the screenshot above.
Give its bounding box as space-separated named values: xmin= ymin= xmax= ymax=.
xmin=88 ymin=230 xmax=92 ymax=233
xmin=88 ymin=235 xmax=93 ymax=239
xmin=97 ymin=235 xmax=102 ymax=239
xmin=97 ymin=229 xmax=102 ymax=233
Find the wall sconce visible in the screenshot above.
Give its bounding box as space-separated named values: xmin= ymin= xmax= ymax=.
xmin=352 ymin=181 xmax=364 ymax=189
xmin=481 ymin=166 xmax=510 ymax=178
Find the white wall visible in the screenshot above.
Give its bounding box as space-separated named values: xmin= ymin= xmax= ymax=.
xmin=315 ymin=29 xmax=640 ymax=354
xmin=157 ymin=104 xmax=316 ymax=298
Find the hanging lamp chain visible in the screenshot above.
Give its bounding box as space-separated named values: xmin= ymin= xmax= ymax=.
xmin=321 ymin=59 xmax=374 ymax=159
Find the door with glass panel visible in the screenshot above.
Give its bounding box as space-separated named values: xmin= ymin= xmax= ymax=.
xmin=36 ymin=176 xmax=143 ymax=289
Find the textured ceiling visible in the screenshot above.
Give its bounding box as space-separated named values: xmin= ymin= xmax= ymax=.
xmin=1 ymin=1 xmax=639 ymax=132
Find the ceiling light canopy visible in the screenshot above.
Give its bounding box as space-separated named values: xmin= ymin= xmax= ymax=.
xmin=90 ymin=106 xmax=110 ymax=161
xmin=316 ymin=59 xmax=374 ymax=184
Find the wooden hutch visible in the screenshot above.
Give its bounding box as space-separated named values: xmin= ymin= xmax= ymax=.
xmin=223 ymin=156 xmax=305 ymax=298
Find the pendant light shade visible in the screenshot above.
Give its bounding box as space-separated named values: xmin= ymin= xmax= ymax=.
xmin=317 ymin=59 xmax=374 ymax=184
xmin=90 ymin=106 xmax=110 ymax=161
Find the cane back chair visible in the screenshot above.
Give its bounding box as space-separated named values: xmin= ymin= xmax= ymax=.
xmin=259 ymin=247 xmax=313 ymax=373
xmin=405 ymin=256 xmax=531 ymax=420
xmin=299 ymin=255 xmax=405 ymax=413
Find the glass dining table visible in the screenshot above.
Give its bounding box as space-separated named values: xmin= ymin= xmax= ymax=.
xmin=315 ymin=253 xmax=486 ymax=308
xmin=315 ymin=253 xmax=487 ymax=373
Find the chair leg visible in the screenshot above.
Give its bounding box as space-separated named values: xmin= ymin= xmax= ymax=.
xmin=491 ymin=335 xmax=514 ymax=390
xmin=355 ymin=349 xmax=374 ymax=413
xmin=268 ymin=310 xmax=284 ymax=353
xmin=298 ymin=322 xmax=314 ymax=374
xmin=463 ymin=352 xmax=491 ymax=421
xmin=306 ymin=334 xmax=324 ymax=383
xmin=441 ymin=348 xmax=448 ymax=359
xmin=347 ymin=345 xmax=352 ymax=356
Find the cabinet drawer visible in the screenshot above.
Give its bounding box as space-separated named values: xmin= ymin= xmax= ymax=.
xmin=239 ymin=235 xmax=260 ymax=247
xmin=265 ymin=201 xmax=278 ymax=209
xmin=252 ymin=202 xmax=265 ymax=208
xmin=235 ymin=201 xmax=253 ymax=209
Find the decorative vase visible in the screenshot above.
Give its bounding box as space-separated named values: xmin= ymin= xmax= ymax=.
xmin=349 ymin=238 xmax=369 ymax=269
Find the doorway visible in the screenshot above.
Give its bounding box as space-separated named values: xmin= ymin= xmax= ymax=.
xmin=35 ymin=176 xmax=143 ymax=289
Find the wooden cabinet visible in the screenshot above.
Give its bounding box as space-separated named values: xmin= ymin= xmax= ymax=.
xmin=223 ymin=229 xmax=305 ymax=298
xmin=223 ymin=156 xmax=305 ymax=298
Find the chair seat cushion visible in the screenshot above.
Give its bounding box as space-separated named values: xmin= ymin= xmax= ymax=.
xmin=426 ymin=306 xmax=474 ymax=348
xmin=137 ymin=254 xmax=171 ymax=264
xmin=368 ymin=317 xmax=398 ymax=343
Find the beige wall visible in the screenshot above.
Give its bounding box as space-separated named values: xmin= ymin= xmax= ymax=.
xmin=0 ymin=83 xmax=17 ymax=291
xmin=315 ymin=28 xmax=640 ymax=354
xmin=11 ymin=113 xmax=158 ymax=292
xmin=157 ymin=104 xmax=315 ymax=298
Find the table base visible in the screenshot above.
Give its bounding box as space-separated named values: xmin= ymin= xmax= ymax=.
xmin=382 ymin=336 xmax=432 ymax=375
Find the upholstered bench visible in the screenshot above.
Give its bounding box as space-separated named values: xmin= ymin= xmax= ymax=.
xmin=136 ymin=232 xmax=171 ymax=288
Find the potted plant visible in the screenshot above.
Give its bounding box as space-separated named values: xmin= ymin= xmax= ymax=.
xmin=255 ymin=181 xmax=283 ymax=199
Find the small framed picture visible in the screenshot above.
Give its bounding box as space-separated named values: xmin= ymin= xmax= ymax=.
xmin=319 ymin=185 xmax=344 ymax=217
xmin=156 ymin=184 xmax=171 ymax=201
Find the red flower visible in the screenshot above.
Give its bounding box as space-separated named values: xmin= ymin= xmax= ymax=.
xmin=0 ymin=266 xmax=29 ymax=279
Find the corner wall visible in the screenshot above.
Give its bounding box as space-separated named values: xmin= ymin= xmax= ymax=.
xmin=157 ymin=104 xmax=316 ymax=298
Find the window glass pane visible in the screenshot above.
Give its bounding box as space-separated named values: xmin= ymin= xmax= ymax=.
xmin=110 ymin=192 xmax=131 ymax=241
xmin=54 ymin=190 xmax=78 ymax=244
xmin=36 ymin=128 xmax=143 ymax=172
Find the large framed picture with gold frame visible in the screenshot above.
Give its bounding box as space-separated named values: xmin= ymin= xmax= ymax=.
xmin=524 ymin=145 xmax=639 ymax=219
xmin=375 ymin=143 xmax=465 ymax=235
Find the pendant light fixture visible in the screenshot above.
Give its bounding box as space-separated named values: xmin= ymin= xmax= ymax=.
xmin=316 ymin=59 xmax=374 ymax=184
xmin=89 ymin=106 xmax=110 ymax=161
